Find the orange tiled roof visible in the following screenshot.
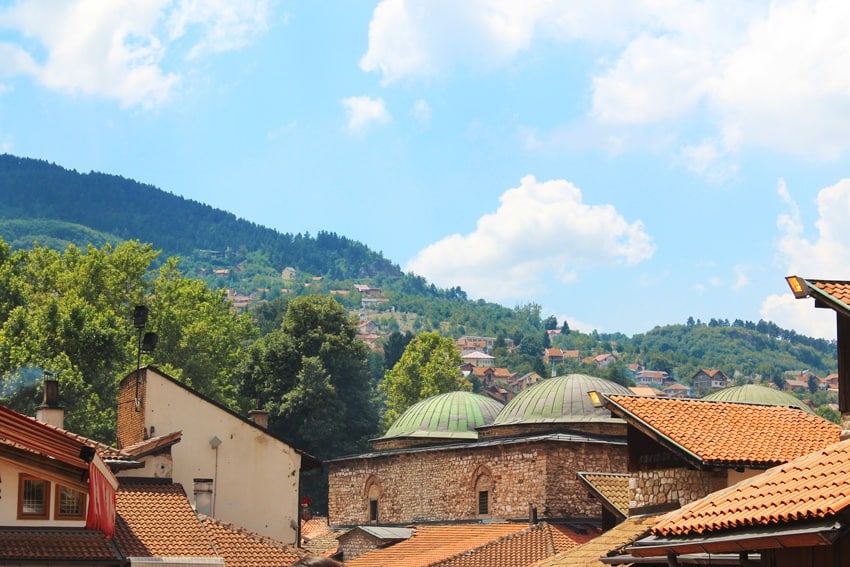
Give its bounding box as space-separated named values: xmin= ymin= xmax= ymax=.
xmin=114 ymin=481 xmax=217 ymax=558
xmin=428 ymin=522 xmax=594 ymax=567
xmin=577 ymin=472 xmax=630 ymax=517
xmin=0 ymin=528 xmax=121 ymax=562
xmin=808 ymin=279 xmax=850 ymax=304
xmin=536 ymin=515 xmax=661 ymax=567
xmin=201 ymin=516 xmax=306 ymax=567
xmin=605 ymin=395 xmax=840 ymax=468
xmin=345 ymin=523 xmax=530 ymax=567
xmin=651 ymin=439 xmax=850 ymax=537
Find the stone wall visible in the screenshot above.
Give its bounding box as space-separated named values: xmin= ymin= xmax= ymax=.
xmin=328 ymin=438 xmax=628 ymax=526
xmin=629 ymin=468 xmax=726 ymax=511
xmin=338 ymin=531 xmax=381 ymax=561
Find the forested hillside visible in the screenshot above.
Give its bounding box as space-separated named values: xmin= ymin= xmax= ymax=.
xmin=0 ymin=153 xmax=838 ymax=414
xmin=0 ymin=154 xmax=400 ymax=280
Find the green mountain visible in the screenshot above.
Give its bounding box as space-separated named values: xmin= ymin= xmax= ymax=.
xmin=0 ymin=153 xmax=838 ymax=385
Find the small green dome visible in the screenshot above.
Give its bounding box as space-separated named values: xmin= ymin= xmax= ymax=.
xmin=380 ymin=391 xmax=504 ymax=440
xmin=702 ymin=384 xmax=814 ymax=414
xmin=493 ymin=374 xmax=632 ymax=425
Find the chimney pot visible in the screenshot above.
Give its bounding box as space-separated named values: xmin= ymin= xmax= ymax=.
xmin=36 ymin=374 xmax=64 ymax=429
xmin=249 ymin=409 xmax=269 ymax=429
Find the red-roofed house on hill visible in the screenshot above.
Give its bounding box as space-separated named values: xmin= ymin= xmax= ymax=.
xmin=690 ymin=368 xmax=730 ymax=390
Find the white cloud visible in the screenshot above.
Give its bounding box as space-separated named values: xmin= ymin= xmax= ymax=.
xmin=405 ymin=175 xmax=655 ymax=302
xmin=410 ymin=99 xmax=431 ymax=125
xmin=362 ymin=1 xmax=850 ymax=164
xmin=0 ymin=0 xmax=270 ymax=108
xmin=342 ymin=96 xmax=391 ymax=134
xmin=761 ymin=178 xmax=850 ymax=338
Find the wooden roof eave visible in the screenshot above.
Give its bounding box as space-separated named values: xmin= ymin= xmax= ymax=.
xmin=603 ymin=398 xmax=706 ymax=470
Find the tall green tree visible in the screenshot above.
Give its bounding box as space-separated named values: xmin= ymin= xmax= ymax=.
xmin=147 ymin=257 xmax=257 ymax=407
xmin=0 ymin=239 xmax=260 ymax=442
xmin=235 ymin=294 xmax=378 ymax=458
xmin=380 ymin=331 xmax=466 ymax=429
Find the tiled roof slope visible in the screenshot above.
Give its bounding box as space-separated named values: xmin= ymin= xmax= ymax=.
xmin=577 ymin=472 xmax=630 ymax=517
xmin=200 ymin=516 xmax=307 ymax=567
xmin=535 ymin=515 xmax=661 ymax=567
xmin=651 ymin=438 xmax=850 ymax=536
xmin=0 ymin=528 xmax=121 ymax=562
xmin=345 ymin=523 xmax=529 ymax=567
xmin=114 ymin=482 xmax=217 ymax=558
xmin=809 ymin=279 xmax=850 ymax=305
xmin=605 ymin=395 xmax=840 ymax=467
xmin=428 ymin=522 xmax=593 ymax=567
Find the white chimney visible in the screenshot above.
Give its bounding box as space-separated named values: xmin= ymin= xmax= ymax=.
xmin=193 ymin=478 xmax=214 ymax=516
xmin=36 ymin=373 xmax=64 ymax=429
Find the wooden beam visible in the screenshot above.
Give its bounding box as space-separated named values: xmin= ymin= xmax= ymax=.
xmin=838 ymin=313 xmax=850 ymax=413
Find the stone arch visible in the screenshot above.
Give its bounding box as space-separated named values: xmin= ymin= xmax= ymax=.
xmin=471 ymin=465 xmax=493 ymax=517
xmin=364 ymin=475 xmax=382 ymax=523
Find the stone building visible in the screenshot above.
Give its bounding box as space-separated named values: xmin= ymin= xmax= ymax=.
xmin=328 ymin=375 xmax=632 ymax=527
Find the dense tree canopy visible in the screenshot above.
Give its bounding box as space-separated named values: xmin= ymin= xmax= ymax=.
xmin=235 ymin=294 xmax=379 ymax=459
xmin=380 ymin=331 xmax=467 ymax=429
xmin=0 ymin=239 xmax=259 ymax=441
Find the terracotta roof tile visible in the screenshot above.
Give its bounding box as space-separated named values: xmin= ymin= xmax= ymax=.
xmin=651 ymin=439 xmax=850 ymax=536
xmin=200 ymin=516 xmax=306 ymax=567
xmin=605 ymin=395 xmax=840 ymax=467
xmin=808 ymin=279 xmax=850 ymax=305
xmin=577 ymin=472 xmax=630 ymax=517
xmin=0 ymin=528 xmax=121 ymax=562
xmin=345 ymin=523 xmax=529 ymax=567
xmin=536 ymin=515 xmax=661 ymax=567
xmin=114 ymin=481 xmax=216 ymax=558
xmin=428 ymin=522 xmax=594 ymax=567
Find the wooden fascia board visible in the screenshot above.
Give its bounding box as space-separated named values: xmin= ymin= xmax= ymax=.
xmin=604 ymin=400 xmax=706 ymax=470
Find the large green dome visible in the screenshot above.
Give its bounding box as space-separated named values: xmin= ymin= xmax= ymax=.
xmin=493 ymin=374 xmax=633 ymax=425
xmin=380 ymin=391 xmax=504 ymax=441
xmin=702 ymin=384 xmax=814 ymax=414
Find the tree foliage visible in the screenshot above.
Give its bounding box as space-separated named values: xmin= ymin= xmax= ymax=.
xmin=0 ymin=239 xmax=258 ymax=442
xmin=235 ymin=295 xmax=379 ymax=459
xmin=380 ymin=331 xmax=467 ymax=429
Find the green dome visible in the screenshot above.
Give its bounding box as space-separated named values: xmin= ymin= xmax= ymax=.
xmin=493 ymin=374 xmax=632 ymax=425
xmin=380 ymin=391 xmax=504 ymax=440
xmin=702 ymin=384 xmax=814 ymax=414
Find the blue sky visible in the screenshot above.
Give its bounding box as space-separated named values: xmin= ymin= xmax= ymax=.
xmin=1 ymin=1 xmax=849 ymax=339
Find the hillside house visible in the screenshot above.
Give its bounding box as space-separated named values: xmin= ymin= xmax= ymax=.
xmin=281 ymin=266 xmax=297 ymax=280
xmin=354 ymin=284 xmax=382 ymax=297
xmin=460 ymin=349 xmax=496 ymax=367
xmin=690 ymin=368 xmax=730 ymax=390
xmin=662 ymin=382 xmax=693 ymax=398
xmin=633 ymin=370 xmax=667 ymax=386
xmin=116 ymin=366 xmax=314 ymax=545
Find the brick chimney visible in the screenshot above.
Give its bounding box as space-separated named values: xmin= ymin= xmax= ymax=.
xmin=36 ymin=372 xmax=64 ymax=429
xmin=249 ymin=409 xmax=269 ymax=429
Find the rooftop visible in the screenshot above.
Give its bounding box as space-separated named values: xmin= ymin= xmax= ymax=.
xmin=378 ymin=391 xmax=504 ymax=441
xmin=650 ymin=438 xmax=850 ymax=537
xmin=492 ymin=374 xmax=631 ymax=426
xmin=604 ymin=394 xmax=840 ymax=468
xmin=701 ymin=384 xmax=814 ymax=413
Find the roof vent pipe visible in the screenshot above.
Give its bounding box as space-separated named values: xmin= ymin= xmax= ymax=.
xmin=36 ymin=371 xmax=64 ymax=429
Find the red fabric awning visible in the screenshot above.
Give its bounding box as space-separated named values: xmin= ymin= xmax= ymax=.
xmin=86 ymin=454 xmax=118 ymax=538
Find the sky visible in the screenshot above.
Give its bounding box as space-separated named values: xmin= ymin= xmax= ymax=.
xmin=1 ymin=0 xmax=849 ymax=340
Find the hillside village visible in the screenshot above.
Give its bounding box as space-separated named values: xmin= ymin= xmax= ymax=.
xmin=3 ymin=274 xmax=850 ymax=566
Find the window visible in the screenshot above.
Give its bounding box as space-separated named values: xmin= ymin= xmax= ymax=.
xmin=478 ymin=490 xmax=489 ymax=515
xmin=18 ymin=474 xmax=49 ymax=520
xmin=56 ymin=485 xmax=86 ymax=520
xmin=369 ymin=499 xmax=379 ymax=523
